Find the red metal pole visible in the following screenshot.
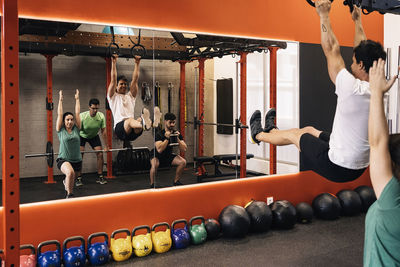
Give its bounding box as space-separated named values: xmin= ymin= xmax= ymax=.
xmin=179 ymin=60 xmax=187 ymax=158
xmin=105 ymin=57 xmax=116 ymax=179
xmin=1 ymin=0 xmax=20 ymax=265
xmin=239 ymin=52 xmax=248 ymax=178
xmin=197 ymin=58 xmax=206 ymax=157
xmin=45 ymin=55 xmax=56 ymax=184
xmin=269 ymin=47 xmax=279 ymax=175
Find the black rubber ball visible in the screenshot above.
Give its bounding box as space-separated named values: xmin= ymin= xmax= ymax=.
xmin=354 ymin=185 xmax=377 ymax=212
xmin=270 ymin=200 xmax=297 ymax=229
xmin=336 ymin=189 xmax=362 ymax=216
xmin=218 ymin=205 xmax=250 ymax=238
xmin=296 ymin=202 xmax=313 ymax=224
xmin=205 ymin=218 xmax=221 ymax=240
xmin=312 ymin=193 xmax=341 ymax=220
xmin=245 ymin=201 xmax=273 ymax=232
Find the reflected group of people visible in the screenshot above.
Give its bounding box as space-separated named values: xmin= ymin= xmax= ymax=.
xmin=56 ymin=54 xmax=187 ymax=199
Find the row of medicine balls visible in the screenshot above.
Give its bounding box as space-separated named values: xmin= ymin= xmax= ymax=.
xmin=218 ymin=185 xmax=376 ymax=238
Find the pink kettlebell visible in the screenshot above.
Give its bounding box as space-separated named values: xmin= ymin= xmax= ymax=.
xmin=20 ymin=245 xmax=36 ymax=267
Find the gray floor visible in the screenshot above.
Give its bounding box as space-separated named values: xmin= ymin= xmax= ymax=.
xmin=108 ymin=215 xmax=365 ymax=267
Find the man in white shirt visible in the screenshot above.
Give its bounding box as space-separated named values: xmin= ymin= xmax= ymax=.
xmin=250 ymin=0 xmax=386 ymax=182
xmin=107 ymin=55 xmax=151 ymax=141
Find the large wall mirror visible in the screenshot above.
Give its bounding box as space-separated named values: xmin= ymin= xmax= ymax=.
xmin=0 ymin=18 xmax=300 ymax=204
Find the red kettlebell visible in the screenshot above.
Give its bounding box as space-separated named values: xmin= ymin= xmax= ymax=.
xmin=20 ymin=245 xmax=36 ymax=267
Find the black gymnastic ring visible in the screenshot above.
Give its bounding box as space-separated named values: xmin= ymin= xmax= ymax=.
xmin=107 ymin=43 xmax=120 ymax=57
xmin=130 ymin=44 xmax=146 ymax=58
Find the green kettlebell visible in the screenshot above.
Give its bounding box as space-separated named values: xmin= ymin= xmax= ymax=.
xmin=189 ymin=216 xmax=207 ymax=245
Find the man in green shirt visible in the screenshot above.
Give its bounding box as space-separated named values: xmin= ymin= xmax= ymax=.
xmin=76 ymin=98 xmax=108 ymax=186
xmin=366 ymin=58 xmax=400 ymax=266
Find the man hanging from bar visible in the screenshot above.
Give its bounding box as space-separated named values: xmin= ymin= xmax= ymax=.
xmin=250 ymin=0 xmax=386 ymax=182
xmin=107 ymin=55 xmax=152 ymax=145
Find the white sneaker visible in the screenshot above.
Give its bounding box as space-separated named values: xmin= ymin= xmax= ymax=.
xmin=153 ymin=106 xmax=162 ymax=128
xmin=141 ymin=108 xmax=152 ymax=131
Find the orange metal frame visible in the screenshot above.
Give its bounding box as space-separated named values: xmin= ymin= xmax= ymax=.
xmin=1 ymin=0 xmax=20 ymax=265
xmin=269 ymin=47 xmax=279 ymax=175
xmin=179 ymin=61 xmax=187 ymax=158
xmin=105 ymin=57 xmax=116 ymax=179
xmin=239 ymin=52 xmax=248 ymax=178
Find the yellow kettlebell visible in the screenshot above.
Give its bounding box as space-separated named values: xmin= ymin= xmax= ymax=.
xmin=151 ymin=222 xmax=172 ymax=253
xmin=131 ymin=225 xmax=153 ymax=257
xmin=110 ymin=229 xmax=132 ymax=262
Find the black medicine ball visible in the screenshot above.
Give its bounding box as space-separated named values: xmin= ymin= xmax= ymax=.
xmin=336 ymin=189 xmax=362 ymax=216
xmin=312 ymin=193 xmax=341 ymax=220
xmin=218 ymin=205 xmax=250 ymax=238
xmin=205 ymin=218 xmax=221 ymax=240
xmin=245 ymin=201 xmax=273 ymax=232
xmin=354 ymin=185 xmax=376 ymax=212
xmin=270 ymin=200 xmax=297 ymax=229
xmin=296 ymin=202 xmax=313 ymax=223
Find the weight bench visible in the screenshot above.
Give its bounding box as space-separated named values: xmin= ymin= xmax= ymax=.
xmin=194 ymin=154 xmax=254 ymax=182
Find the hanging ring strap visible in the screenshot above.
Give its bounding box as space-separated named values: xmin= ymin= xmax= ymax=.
xmin=107 ymin=26 xmax=120 ymax=57
xmin=129 ymin=29 xmax=146 ymax=58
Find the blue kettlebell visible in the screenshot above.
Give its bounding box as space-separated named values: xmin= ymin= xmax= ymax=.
xmin=62 ymin=236 xmax=86 ymax=267
xmin=171 ymin=219 xmax=191 ymax=249
xmin=37 ymin=240 xmax=62 ymax=267
xmin=88 ymin=232 xmax=109 ymax=266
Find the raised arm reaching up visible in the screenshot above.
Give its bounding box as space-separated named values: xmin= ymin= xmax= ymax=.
xmin=316 ymin=0 xmax=345 ymax=84
xmin=130 ymin=56 xmax=141 ymax=98
xmin=56 ymin=90 xmax=64 ymax=132
xmin=368 ymin=59 xmax=398 ymax=198
xmin=107 ymin=55 xmax=118 ymax=98
xmin=75 ymin=89 xmax=81 ymax=129
xmin=351 ymin=5 xmax=367 ymax=48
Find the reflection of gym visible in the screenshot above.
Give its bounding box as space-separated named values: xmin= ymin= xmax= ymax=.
xmin=1 ymin=0 xmax=400 ymax=266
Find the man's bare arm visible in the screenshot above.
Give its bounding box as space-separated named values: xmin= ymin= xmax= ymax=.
xmin=107 ymin=55 xmax=118 ymax=98
xmin=130 ymin=56 xmax=141 ymax=98
xmin=352 ymin=6 xmax=367 ymax=48
xmin=316 ymin=0 xmax=346 ymax=84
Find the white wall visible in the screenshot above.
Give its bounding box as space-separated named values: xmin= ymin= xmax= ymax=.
xmin=384 ymin=14 xmax=400 ymax=133
xmin=213 ymin=42 xmax=299 ymax=175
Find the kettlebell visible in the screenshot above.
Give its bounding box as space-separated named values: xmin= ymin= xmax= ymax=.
xmin=62 ymin=236 xmax=86 ymax=267
xmin=20 ymin=244 xmax=36 ymax=267
xmin=132 ymin=225 xmax=153 ymax=257
xmin=151 ymin=222 xmax=172 ymax=253
xmin=37 ymin=240 xmax=61 ymax=267
xmin=110 ymin=229 xmax=132 ymax=262
xmin=189 ymin=216 xmax=207 ymax=245
xmin=171 ymin=219 xmax=191 ymax=249
xmin=87 ymin=232 xmax=109 ymax=266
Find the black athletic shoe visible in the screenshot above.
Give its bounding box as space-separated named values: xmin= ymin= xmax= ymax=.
xmin=173 ymin=180 xmax=183 ymax=186
xmin=264 ymin=108 xmax=277 ymax=133
xmin=249 ymin=110 xmax=262 ymax=145
xmin=66 ymin=193 xmax=74 ymax=199
xmin=150 ymin=183 xmax=155 ymax=188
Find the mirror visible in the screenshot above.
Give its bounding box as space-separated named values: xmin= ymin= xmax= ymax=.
xmin=1 ymin=18 xmax=300 ymax=205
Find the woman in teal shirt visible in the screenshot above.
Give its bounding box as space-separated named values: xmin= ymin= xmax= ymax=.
xmin=56 ymin=89 xmax=82 ymax=198
xmin=366 ymin=59 xmax=400 ymax=266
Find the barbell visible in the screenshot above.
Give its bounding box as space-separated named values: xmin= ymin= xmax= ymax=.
xmin=185 ymin=117 xmax=248 ymax=134
xmin=25 ymin=141 xmax=149 ymax=168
